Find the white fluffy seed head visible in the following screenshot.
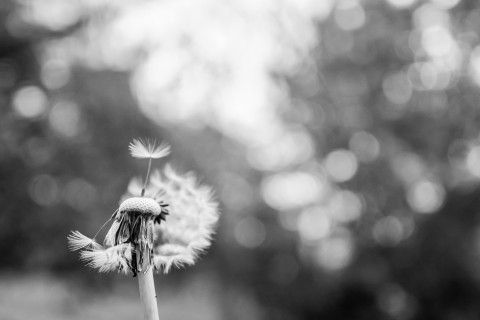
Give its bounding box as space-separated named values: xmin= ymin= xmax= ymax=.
xmin=119 ymin=197 xmax=161 ymax=215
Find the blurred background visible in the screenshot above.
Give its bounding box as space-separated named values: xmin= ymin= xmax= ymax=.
xmin=1 ymin=0 xmax=480 ymax=319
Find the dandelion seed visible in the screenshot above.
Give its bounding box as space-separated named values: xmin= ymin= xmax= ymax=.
xmin=67 ymin=230 xmax=102 ymax=251
xmin=129 ymin=138 xmax=171 ymax=196
xmin=129 ymin=138 xmax=171 ymax=159
xmin=80 ymin=244 xmax=133 ymax=274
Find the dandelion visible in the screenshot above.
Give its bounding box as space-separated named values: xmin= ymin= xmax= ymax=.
xmin=68 ymin=138 xmax=219 ymax=320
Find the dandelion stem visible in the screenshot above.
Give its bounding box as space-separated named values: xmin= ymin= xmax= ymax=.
xmin=137 ymin=250 xmax=159 ymax=320
xmin=141 ymin=158 xmax=152 ymax=197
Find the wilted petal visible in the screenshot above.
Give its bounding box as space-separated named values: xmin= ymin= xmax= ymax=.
xmin=104 ymin=221 xmax=120 ymax=247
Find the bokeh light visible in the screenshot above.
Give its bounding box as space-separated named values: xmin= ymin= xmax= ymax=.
xmin=234 ymin=216 xmax=266 ymax=248
xmin=298 ymin=206 xmax=332 ymax=242
xmin=377 ymin=283 xmax=417 ymax=320
xmin=386 ymin=0 xmax=417 ymax=9
xmin=262 ymin=171 xmax=327 ymax=211
xmin=41 ymin=59 xmax=71 ymax=90
xmin=12 ymin=86 xmax=48 ymax=119
xmin=407 ymin=179 xmax=445 ymax=214
xmin=29 ymin=174 xmax=60 ymax=207
xmin=466 ymin=145 xmax=480 ymax=178
xmin=324 ymin=149 xmax=358 ymax=183
xmin=334 ymin=0 xmax=366 ymax=31
xmin=349 ymin=131 xmax=380 ymax=163
xmin=328 ymin=190 xmax=363 ymax=223
xmin=383 ymin=72 xmax=413 ymax=105
xmin=313 ymin=230 xmax=353 ymax=271
xmin=373 ymin=216 xmax=409 ymax=246
xmin=48 ymin=101 xmax=83 ymax=139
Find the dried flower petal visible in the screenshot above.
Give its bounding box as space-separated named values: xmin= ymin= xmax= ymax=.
xmin=129 ymin=138 xmax=170 ymax=159
xmin=104 ymin=220 xmax=120 ymax=247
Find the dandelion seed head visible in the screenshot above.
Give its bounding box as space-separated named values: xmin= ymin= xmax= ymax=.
xmin=104 ymin=220 xmax=120 ymax=247
xmin=68 ymin=139 xmax=219 ymax=275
